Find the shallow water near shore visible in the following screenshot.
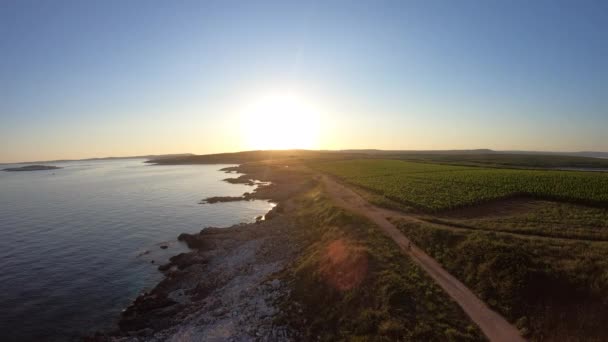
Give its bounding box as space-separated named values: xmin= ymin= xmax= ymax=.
xmin=0 ymin=159 xmax=273 ymax=341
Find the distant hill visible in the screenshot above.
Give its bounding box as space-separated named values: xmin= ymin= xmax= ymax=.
xmin=147 ymin=150 xmax=361 ymax=165
xmin=497 ymin=150 xmax=608 ymax=159
xmin=343 ymin=149 xmax=608 ymax=159
xmin=341 ymin=149 xmax=496 ymax=155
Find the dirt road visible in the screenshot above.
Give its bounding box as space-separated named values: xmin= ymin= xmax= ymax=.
xmin=321 ymin=175 xmax=525 ymax=342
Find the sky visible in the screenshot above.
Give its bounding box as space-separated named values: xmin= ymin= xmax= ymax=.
xmin=1 ymin=0 xmax=607 ymax=163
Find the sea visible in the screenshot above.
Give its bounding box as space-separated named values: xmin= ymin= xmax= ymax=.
xmin=0 ymin=159 xmax=274 ymax=341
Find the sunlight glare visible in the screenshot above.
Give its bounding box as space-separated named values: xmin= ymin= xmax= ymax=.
xmin=240 ymin=92 xmax=321 ymax=150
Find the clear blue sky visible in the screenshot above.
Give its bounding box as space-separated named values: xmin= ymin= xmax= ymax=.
xmin=1 ymin=0 xmax=607 ymax=162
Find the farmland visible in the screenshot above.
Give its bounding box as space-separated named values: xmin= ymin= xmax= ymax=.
xmin=314 ymin=159 xmax=608 ymax=211
xmin=313 ymin=158 xmax=608 ymax=340
xmin=311 ymin=157 xmax=608 ymax=340
xmin=395 ymin=220 xmax=608 ymax=341
xmin=432 ymin=200 xmax=608 ymax=241
xmin=386 ymin=152 xmax=608 ymax=169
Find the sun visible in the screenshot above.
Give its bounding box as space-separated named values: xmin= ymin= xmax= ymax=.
xmin=240 ymin=92 xmax=321 ymax=150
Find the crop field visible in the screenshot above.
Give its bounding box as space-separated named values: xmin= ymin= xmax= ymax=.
xmin=314 ymin=159 xmax=608 ymax=211
xmin=395 ymin=220 xmax=608 ymax=340
xmin=388 ymin=152 xmax=608 ymax=169
xmin=431 ymin=201 xmax=608 ymax=241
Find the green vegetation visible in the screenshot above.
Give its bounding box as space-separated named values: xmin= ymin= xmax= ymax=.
xmin=395 ymin=220 xmax=608 ymax=341
xmin=278 ymin=188 xmax=484 ymax=341
xmin=432 ymin=201 xmax=608 ymax=241
xmin=149 ymin=149 xmax=608 ymax=170
xmin=315 ymin=159 xmax=608 ymax=211
xmin=311 ymin=157 xmax=608 ymax=339
xmin=387 ymin=152 xmax=608 ymax=169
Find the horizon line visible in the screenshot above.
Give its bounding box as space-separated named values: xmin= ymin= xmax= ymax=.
xmin=3 ymin=148 xmax=608 ymax=165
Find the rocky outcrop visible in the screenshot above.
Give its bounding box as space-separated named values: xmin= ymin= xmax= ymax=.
xmin=90 ymin=208 xmax=299 ymax=341
xmin=88 ymin=162 xmax=316 ymax=341
xmin=199 ymin=196 xmax=245 ymax=204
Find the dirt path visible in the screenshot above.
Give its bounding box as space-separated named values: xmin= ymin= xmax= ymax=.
xmin=321 ymin=175 xmax=525 ymax=342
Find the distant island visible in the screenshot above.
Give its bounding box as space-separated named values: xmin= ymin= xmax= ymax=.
xmin=3 ymin=165 xmax=62 ymax=172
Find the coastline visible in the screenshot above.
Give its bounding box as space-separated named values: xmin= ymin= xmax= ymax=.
xmin=88 ymin=161 xmax=316 ymax=340
xmin=87 ymin=159 xmax=487 ymax=341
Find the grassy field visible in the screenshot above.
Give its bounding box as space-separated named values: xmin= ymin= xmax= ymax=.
xmin=314 ymin=159 xmax=608 ymax=211
xmin=431 ymin=201 xmax=608 ymax=241
xmin=277 ymin=187 xmax=484 ymax=341
xmin=395 ymin=220 xmax=608 ymax=341
xmin=388 ymin=152 xmax=608 ymax=169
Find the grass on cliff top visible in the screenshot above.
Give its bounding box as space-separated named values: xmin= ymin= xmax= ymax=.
xmin=277 ymin=186 xmax=485 ymax=341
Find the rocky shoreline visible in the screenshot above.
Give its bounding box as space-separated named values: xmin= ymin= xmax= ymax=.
xmin=88 ymin=162 xmax=315 ymax=341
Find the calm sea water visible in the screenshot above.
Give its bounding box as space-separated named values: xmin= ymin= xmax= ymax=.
xmin=0 ymin=159 xmax=273 ymax=341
